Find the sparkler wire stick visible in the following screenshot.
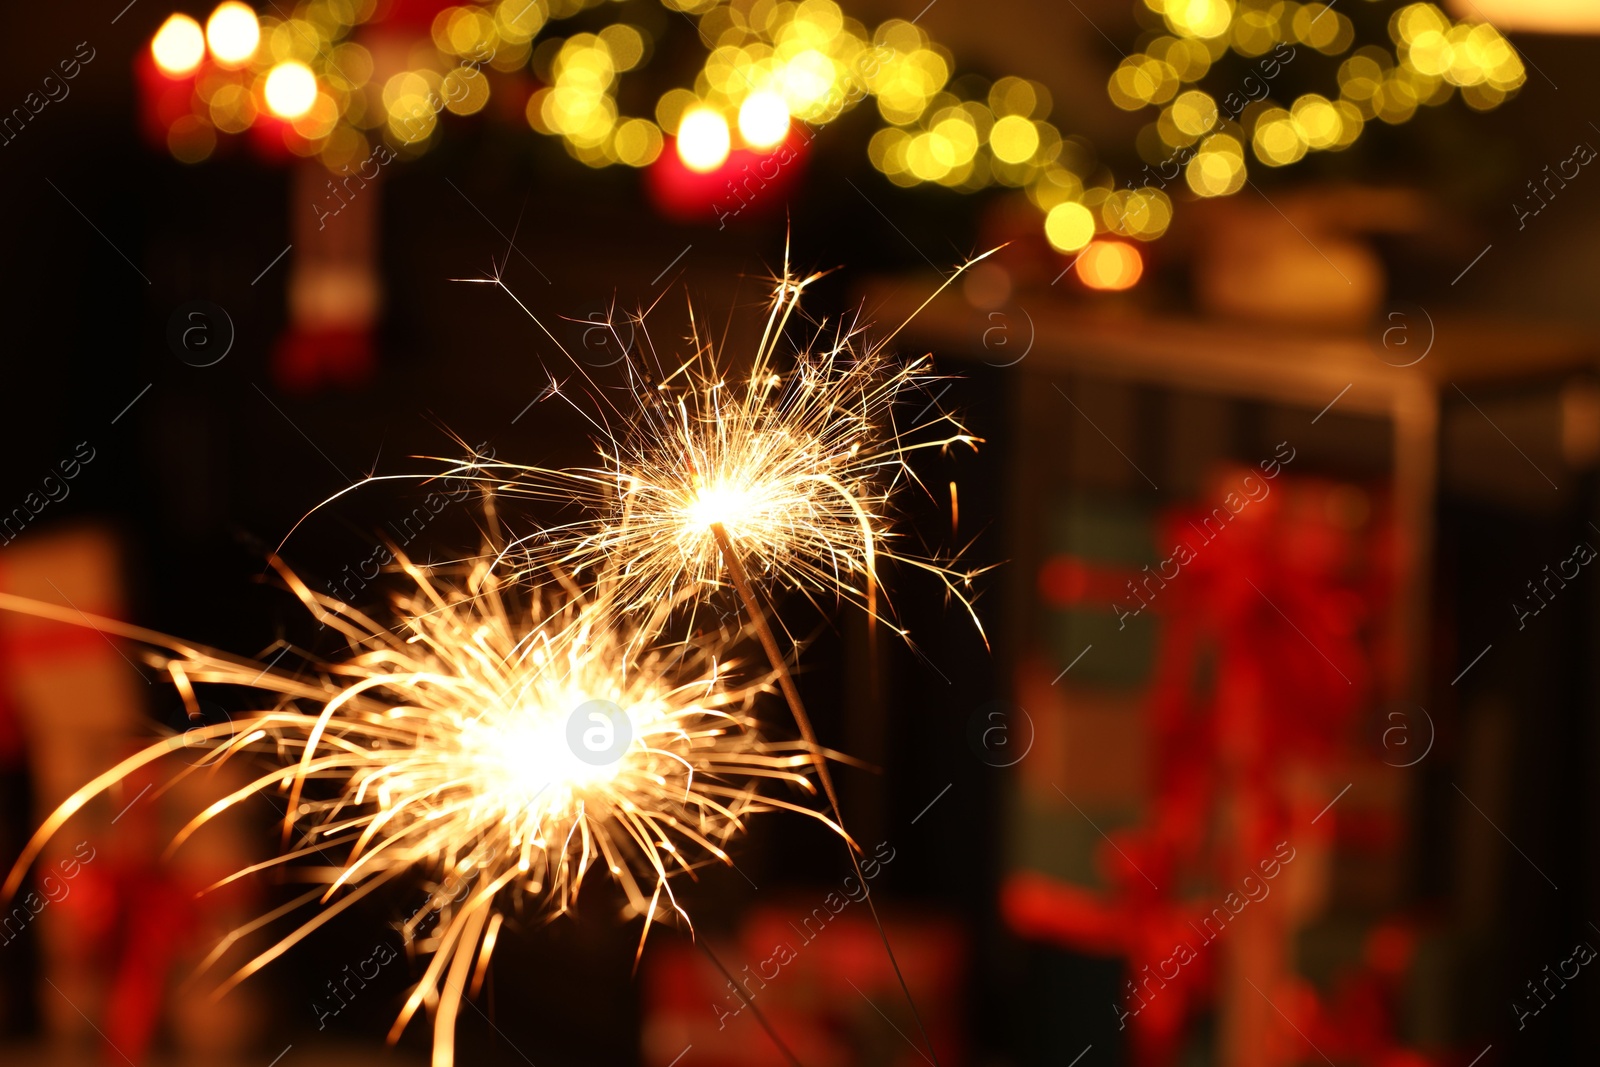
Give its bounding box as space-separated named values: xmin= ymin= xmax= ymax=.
xmin=709 ymin=521 xmax=941 ymax=1067
xmin=695 ymin=931 xmax=805 ymax=1067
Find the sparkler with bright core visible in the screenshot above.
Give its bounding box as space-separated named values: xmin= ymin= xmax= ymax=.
xmin=0 ymin=554 xmax=823 ymax=1067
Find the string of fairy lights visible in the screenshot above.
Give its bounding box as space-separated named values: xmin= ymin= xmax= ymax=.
xmin=146 ymin=0 xmax=1524 ymax=279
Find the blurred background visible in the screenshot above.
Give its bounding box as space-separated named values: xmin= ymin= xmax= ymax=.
xmin=1 ymin=0 xmax=1598 ymax=1064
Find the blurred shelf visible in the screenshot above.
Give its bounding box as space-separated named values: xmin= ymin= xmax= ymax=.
xmin=863 ymin=277 xmax=1600 ymax=701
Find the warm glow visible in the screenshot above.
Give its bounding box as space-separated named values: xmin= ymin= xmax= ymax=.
xmin=685 ymin=483 xmax=754 ymax=531
xmin=1044 ymin=201 xmax=1096 ymax=253
xmin=206 ymin=2 xmax=261 ymax=68
xmin=676 ymin=107 xmax=731 ymax=171
xmin=264 ymin=62 xmax=318 ymax=119
xmin=1445 ymin=0 xmax=1600 ymax=33
xmin=470 ymin=700 xmax=628 ymax=800
xmin=1165 ymin=0 xmax=1234 ymax=39
xmin=1187 ymin=134 xmax=1248 ymax=196
xmin=1076 ymin=240 xmax=1144 ymax=291
xmin=0 ymin=552 xmax=808 ymax=1067
xmin=151 ymin=14 xmax=206 ymax=77
xmin=738 ymin=91 xmax=790 ymax=149
xmin=989 ymin=114 xmax=1039 ymax=164
xmin=469 ymin=252 xmax=993 ymax=635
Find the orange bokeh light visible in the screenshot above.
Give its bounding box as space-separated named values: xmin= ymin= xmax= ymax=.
xmin=1075 ymin=240 xmax=1144 ymax=291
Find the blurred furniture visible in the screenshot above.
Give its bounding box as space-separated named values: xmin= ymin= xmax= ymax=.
xmin=865 ymin=279 xmax=1600 ymax=1065
xmin=864 ymin=284 xmax=1600 ymax=703
xmin=0 ymin=526 xmax=264 ymax=1062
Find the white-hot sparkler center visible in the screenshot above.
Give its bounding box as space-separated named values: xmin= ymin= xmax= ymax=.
xmin=463 ymin=700 xmax=629 ymax=813
xmin=685 ymin=482 xmax=757 ymax=532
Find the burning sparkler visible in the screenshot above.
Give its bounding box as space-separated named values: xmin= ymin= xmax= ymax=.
xmin=1 ymin=551 xmax=825 ymax=1067
xmin=432 ymin=245 xmax=1001 ymax=1065
xmin=214 ymin=244 xmax=991 ymax=1065
xmin=422 ymin=244 xmax=998 ymax=645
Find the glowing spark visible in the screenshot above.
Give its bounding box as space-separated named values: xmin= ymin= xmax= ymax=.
xmin=0 ymin=554 xmax=823 ymax=1067
xmin=429 ymin=244 xmax=1000 ymax=643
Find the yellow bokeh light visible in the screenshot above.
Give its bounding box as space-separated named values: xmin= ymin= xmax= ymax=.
xmin=389 ymin=95 xmax=439 ymax=144
xmin=489 ymin=37 xmax=533 ymax=73
xmin=1231 ymin=5 xmax=1280 ymax=57
xmin=598 ymin=24 xmax=646 ymax=72
xmin=1044 ymin=201 xmax=1096 ymax=253
xmin=268 ymin=18 xmax=324 ymax=65
xmin=989 ymin=77 xmax=1039 ymax=119
xmin=1149 ymin=35 xmax=1213 ymax=82
xmin=152 ymin=14 xmax=206 ymax=78
xmin=443 ymin=67 xmax=490 ymax=116
xmin=1293 ymin=4 xmax=1353 ymax=54
xmin=1028 ymin=164 xmax=1085 ymax=211
xmin=264 ymin=61 xmax=318 ymax=120
xmin=738 ymin=91 xmax=790 ymax=149
xmin=656 ymin=89 xmax=700 ymax=136
xmin=291 ymin=91 xmax=339 ymax=141
xmin=533 ymin=36 xmax=626 ymax=153
xmin=206 ymin=2 xmax=261 ymax=68
xmin=319 ymin=126 xmax=367 ymax=171
xmin=497 ymin=0 xmax=549 ymax=44
xmin=209 ymin=82 xmax=257 ymax=133
xmin=1186 ymin=134 xmax=1247 ymax=196
xmin=613 ymin=118 xmax=664 ymax=167
xmin=677 ymin=107 xmax=731 ymax=171
xmin=1291 ymin=94 xmax=1342 ymax=150
xmin=1405 ymin=29 xmax=1455 ymax=77
xmin=1450 ymin=22 xmax=1523 ymax=91
xmin=777 ymin=49 xmax=840 ymax=117
xmin=931 ymin=111 xmax=979 ymax=167
xmin=1105 ymin=188 xmax=1173 ymax=240
xmin=1252 ymin=108 xmax=1307 ymax=166
xmin=1391 ymin=3 xmax=1450 ymax=46
xmin=1109 ymin=56 xmax=1179 ymax=111
xmin=1165 ymin=0 xmax=1235 ymax=39
xmin=870 ymin=47 xmax=948 ymax=125
xmin=989 ymin=114 xmax=1039 ymax=164
xmin=445 ymin=8 xmax=497 ymax=58
xmin=1171 ymin=89 xmax=1218 ymax=137
xmin=1331 ymin=99 xmax=1364 ymax=147
xmin=325 ymin=43 xmax=373 ymax=92
xmin=905 ymin=132 xmax=950 ymax=182
xmin=1372 ymin=73 xmax=1420 ymax=124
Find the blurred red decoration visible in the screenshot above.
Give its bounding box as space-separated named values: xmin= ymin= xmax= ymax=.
xmin=1007 ymin=468 xmax=1436 ymax=1066
xmin=272 ymin=326 xmax=377 ymax=392
xmin=645 ymin=136 xmax=807 ymax=226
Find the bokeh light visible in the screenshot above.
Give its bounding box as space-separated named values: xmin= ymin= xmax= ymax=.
xmin=152 ymin=14 xmax=206 ymax=78
xmin=133 ymin=0 xmax=1529 ymax=257
xmin=1076 ymin=240 xmax=1144 ymax=290
xmin=738 ymin=91 xmax=790 ymax=149
xmin=676 ymin=107 xmax=731 ymax=172
xmin=989 ymin=114 xmax=1038 ymax=164
xmin=206 ymin=1 xmax=261 ymax=68
xmin=1163 ymin=0 xmax=1236 ymax=40
xmin=1252 ymin=107 xmax=1307 ymax=166
xmin=1044 ymin=201 xmax=1095 ymax=253
xmin=613 ymin=118 xmax=664 ymax=167
xmin=1187 ymin=133 xmax=1247 ymax=196
xmin=264 ymin=61 xmax=318 ymax=120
